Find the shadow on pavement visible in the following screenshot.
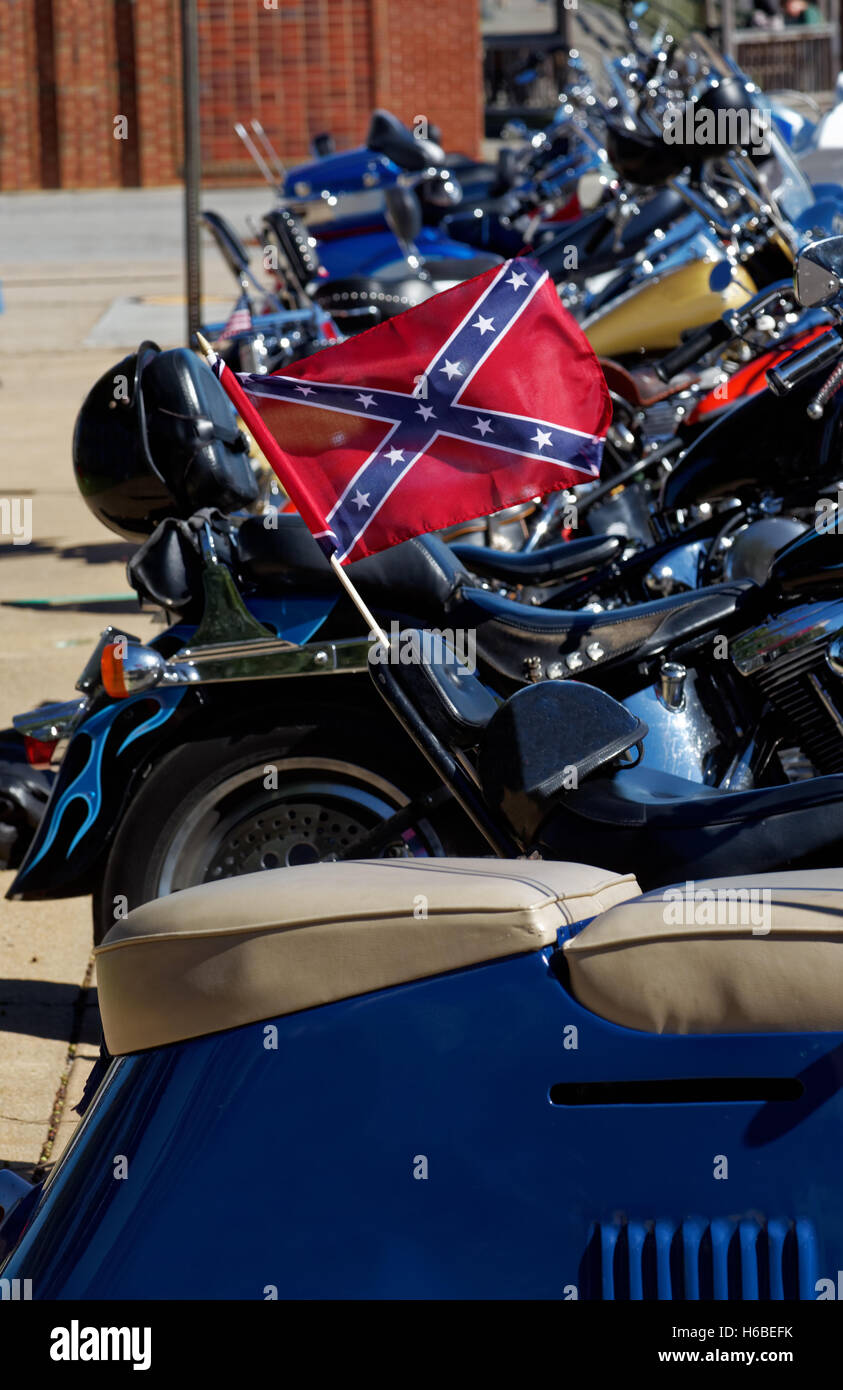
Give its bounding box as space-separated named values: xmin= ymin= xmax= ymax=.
xmin=0 ymin=982 xmax=100 ymax=1044
xmin=0 ymin=540 xmax=134 ymax=565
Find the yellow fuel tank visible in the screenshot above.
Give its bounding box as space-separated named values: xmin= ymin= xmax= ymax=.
xmin=583 ymin=259 xmax=757 ymax=358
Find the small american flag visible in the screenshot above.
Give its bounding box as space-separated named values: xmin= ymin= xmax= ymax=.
xmin=218 ymin=291 xmax=253 ymax=342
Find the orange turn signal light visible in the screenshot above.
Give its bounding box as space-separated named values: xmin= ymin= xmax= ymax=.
xmin=101 ymin=643 xmax=129 ymax=699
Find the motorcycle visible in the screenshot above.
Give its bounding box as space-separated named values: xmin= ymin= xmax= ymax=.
xmin=234 ymin=112 xmax=504 ymax=317
xmin=3 ymin=524 xmax=843 ymax=1297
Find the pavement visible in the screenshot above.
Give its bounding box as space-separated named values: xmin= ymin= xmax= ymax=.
xmin=0 ymin=184 xmax=268 ymax=1179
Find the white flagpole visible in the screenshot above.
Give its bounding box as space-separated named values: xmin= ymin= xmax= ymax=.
xmin=195 ymin=334 xmax=392 ymax=655
xmin=329 ymin=554 xmax=390 ymax=651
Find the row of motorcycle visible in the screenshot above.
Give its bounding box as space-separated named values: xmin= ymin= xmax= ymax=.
xmin=5 ymin=20 xmax=843 ymax=934
xmin=5 ymin=8 xmax=843 ymax=1299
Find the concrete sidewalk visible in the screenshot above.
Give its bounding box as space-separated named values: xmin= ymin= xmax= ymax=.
xmin=0 ymin=186 xmax=268 ymax=1178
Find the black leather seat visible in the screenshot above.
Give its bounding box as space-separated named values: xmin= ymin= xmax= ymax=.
xmin=313 ymin=254 xmax=501 ymax=328
xmin=458 ymin=581 xmax=756 ymax=683
xmin=535 ymin=185 xmax=688 ymax=282
xmin=236 ymin=513 xmax=469 ymax=621
xmin=413 ymin=253 xmax=503 ymax=280
xmin=366 ymin=109 xmax=446 ymax=171
xmin=451 ymin=534 xmax=624 ymax=586
xmin=237 ymin=516 xmax=755 ymax=677
xmin=537 ymin=765 xmax=843 ymax=890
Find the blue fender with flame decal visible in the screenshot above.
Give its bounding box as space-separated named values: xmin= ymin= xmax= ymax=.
xmin=9 ymin=687 xmax=189 ymax=899
xmin=7 ymin=591 xmax=338 ymax=900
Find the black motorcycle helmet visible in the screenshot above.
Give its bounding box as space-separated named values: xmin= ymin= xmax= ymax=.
xmin=73 ymin=341 xmax=259 ymax=541
xmin=604 ymin=74 xmax=760 ymax=189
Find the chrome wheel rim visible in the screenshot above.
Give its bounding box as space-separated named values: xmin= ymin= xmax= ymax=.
xmin=155 ymin=757 xmax=435 ymax=896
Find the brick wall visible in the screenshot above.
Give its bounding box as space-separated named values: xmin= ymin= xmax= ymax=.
xmin=54 ymin=0 xmax=120 ymax=188
xmin=0 ymin=0 xmax=42 ymax=189
xmin=0 ymin=0 xmax=482 ymax=190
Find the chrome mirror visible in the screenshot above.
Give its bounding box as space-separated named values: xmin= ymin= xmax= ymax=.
xmin=794 ymin=236 xmax=843 ymax=307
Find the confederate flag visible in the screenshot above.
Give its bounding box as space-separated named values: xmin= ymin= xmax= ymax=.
xmin=206 ymin=258 xmax=610 ymax=565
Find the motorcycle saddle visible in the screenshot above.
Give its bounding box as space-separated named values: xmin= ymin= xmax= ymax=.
xmin=236 ymin=513 xmax=470 ymax=621
xmin=536 ymin=184 xmax=688 ymax=281
xmin=313 ymin=255 xmax=501 ymax=326
xmin=366 ymin=108 xmax=446 ymax=171
xmin=600 ymin=358 xmax=697 ymax=408
xmin=538 ymin=766 xmax=843 ymax=889
xmin=450 ymin=534 xmax=624 ymax=587
xmin=415 ymin=252 xmax=503 ymax=281
xmin=458 ymin=581 xmax=756 ymax=684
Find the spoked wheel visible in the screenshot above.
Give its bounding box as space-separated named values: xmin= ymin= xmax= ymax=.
xmin=93 ymin=711 xmax=467 ymax=944
xmin=157 ymin=758 xmax=436 ymax=895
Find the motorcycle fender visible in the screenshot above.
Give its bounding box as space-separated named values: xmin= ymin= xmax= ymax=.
xmin=7 ymin=686 xmax=193 ymax=901
xmin=7 ymin=666 xmax=374 ymax=902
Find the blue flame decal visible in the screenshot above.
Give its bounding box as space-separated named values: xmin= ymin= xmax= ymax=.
xmin=116 ymin=699 xmax=183 ymax=756
xmin=26 ymin=691 xmax=185 ymax=869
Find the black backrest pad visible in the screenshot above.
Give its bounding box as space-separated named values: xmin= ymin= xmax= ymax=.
xmin=236 ymin=513 xmax=471 ymax=620
xmin=201 ymin=210 xmax=251 ymax=274
xmin=373 ymin=633 xmax=500 ymax=749
xmin=366 ymin=109 xmax=446 ymax=171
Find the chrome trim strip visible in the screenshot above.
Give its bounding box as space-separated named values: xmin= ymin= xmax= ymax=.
xmin=163 ymin=636 xmax=372 ymax=685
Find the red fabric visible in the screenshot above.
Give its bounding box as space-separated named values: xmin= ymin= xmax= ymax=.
xmin=214 ymin=260 xmax=610 ymax=563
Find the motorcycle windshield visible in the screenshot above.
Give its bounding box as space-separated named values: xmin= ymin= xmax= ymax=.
xmin=757 ymin=126 xmax=814 ymax=228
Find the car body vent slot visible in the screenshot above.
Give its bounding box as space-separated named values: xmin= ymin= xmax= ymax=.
xmin=581 ymin=1217 xmax=819 ymax=1300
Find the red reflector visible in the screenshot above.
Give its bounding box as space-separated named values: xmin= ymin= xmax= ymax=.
xmin=24 ymin=736 xmax=57 ymax=766
xmin=101 ymin=643 xmax=129 ymax=699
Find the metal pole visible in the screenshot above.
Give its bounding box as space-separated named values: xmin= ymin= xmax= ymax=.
xmin=182 ymin=0 xmax=201 ymax=344
xmin=720 ymin=0 xmax=735 ymax=57
xmin=555 ymin=0 xmax=571 ymax=50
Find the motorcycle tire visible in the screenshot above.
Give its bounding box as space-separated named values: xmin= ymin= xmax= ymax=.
xmin=93 ymin=708 xmax=474 ymax=944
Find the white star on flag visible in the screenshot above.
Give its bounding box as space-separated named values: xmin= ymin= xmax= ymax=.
xmin=385 ymin=447 xmax=405 ymax=466
xmin=473 ymin=417 xmax=493 ymax=436
xmin=440 ymin=359 xmax=463 ymax=380
xmin=353 ymin=489 xmax=370 ymax=510
xmin=416 ymin=404 xmax=435 ymax=421
xmin=295 ymin=384 xmax=315 ymax=396
xmin=532 ymin=428 xmax=553 ymax=450
xmin=356 ymin=393 xmax=375 ymax=409
xmin=472 ymin=315 xmax=495 ymax=335
xmin=507 ymin=270 xmax=528 ymax=291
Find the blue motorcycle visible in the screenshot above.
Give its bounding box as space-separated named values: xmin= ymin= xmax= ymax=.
xmin=236 ymin=112 xmax=504 ymax=300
